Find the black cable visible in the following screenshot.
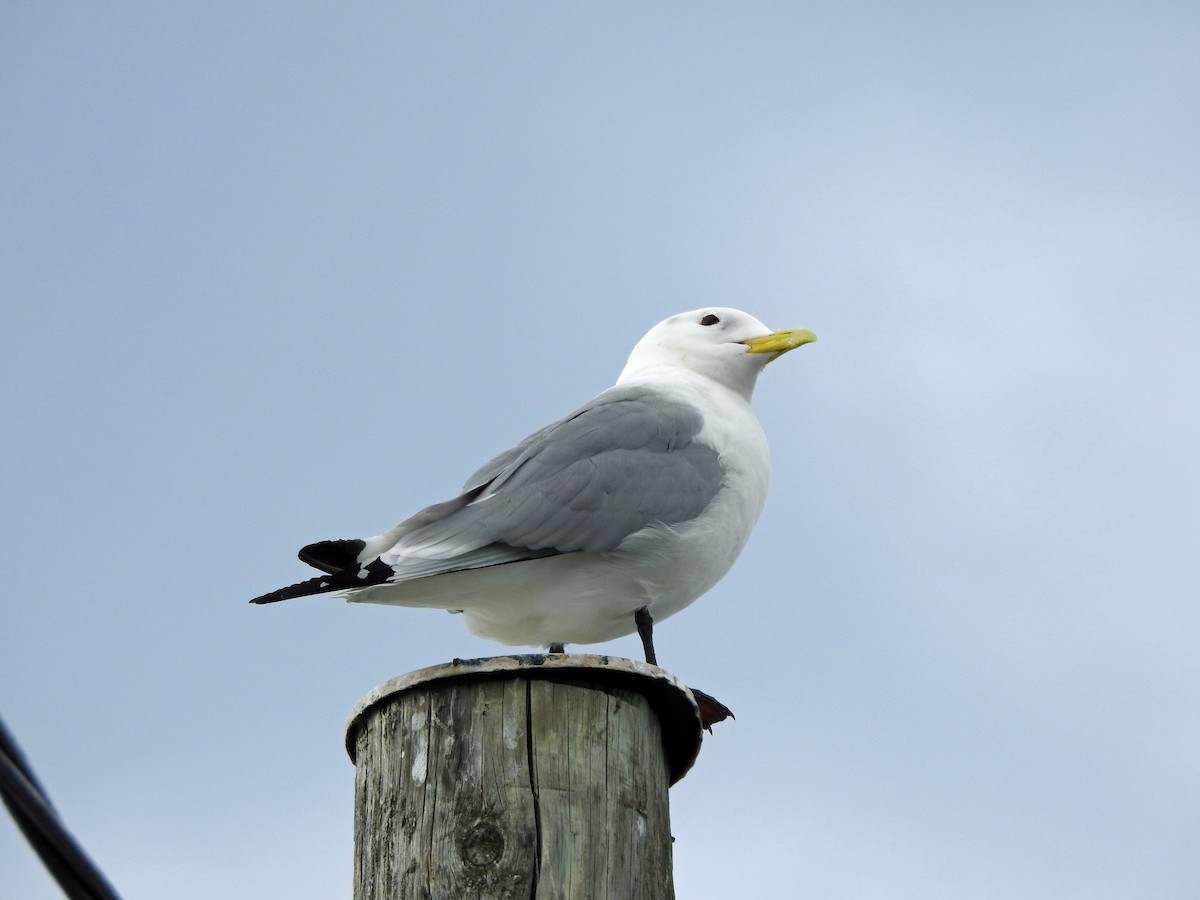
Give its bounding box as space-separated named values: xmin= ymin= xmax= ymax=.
xmin=0 ymin=715 xmax=123 ymax=900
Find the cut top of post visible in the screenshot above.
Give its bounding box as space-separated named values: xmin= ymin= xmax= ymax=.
xmin=345 ymin=654 xmax=705 ymax=785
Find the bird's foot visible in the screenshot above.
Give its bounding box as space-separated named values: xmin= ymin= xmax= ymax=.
xmin=690 ymin=688 xmax=735 ymax=732
xmin=547 ymin=642 xmax=565 ymax=655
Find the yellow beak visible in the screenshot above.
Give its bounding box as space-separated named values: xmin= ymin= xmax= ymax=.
xmin=740 ymin=328 xmax=817 ymax=362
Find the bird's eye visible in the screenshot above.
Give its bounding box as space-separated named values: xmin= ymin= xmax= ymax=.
xmin=700 ymin=314 xmax=721 ymax=326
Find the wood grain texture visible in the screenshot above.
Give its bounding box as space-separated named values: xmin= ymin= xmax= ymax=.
xmin=528 ymin=679 xmax=674 ymax=900
xmin=351 ymin=667 xmax=678 ymax=899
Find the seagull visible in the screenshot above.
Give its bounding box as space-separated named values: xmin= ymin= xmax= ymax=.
xmin=251 ymin=308 xmax=815 ymax=726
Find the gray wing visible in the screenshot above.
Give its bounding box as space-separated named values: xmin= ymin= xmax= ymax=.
xmin=460 ymin=419 xmax=562 ymax=492
xmin=377 ymin=384 xmax=724 ymax=580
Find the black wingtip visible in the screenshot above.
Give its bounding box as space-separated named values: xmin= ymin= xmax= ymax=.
xmin=249 ymin=557 xmax=394 ymax=605
xmin=248 ymin=573 xmax=341 ymax=604
xmin=249 ymin=538 xmax=368 ymax=602
xmin=298 ymin=538 xmax=367 ymax=574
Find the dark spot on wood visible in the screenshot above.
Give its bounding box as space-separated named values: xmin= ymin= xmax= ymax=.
xmin=460 ymin=819 xmax=505 ymax=868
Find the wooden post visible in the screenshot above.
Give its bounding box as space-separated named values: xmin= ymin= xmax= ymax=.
xmin=345 ymin=654 xmax=704 ymax=900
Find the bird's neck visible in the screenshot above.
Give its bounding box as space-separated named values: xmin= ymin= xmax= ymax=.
xmin=616 ymin=362 xmax=758 ymax=404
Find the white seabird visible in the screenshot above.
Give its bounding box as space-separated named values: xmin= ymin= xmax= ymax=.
xmin=251 ymin=308 xmax=815 ymax=691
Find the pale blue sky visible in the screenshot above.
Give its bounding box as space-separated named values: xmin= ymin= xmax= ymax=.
xmin=3 ymin=3 xmax=1198 ymax=897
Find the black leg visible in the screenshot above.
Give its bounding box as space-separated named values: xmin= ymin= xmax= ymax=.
xmin=548 ymin=643 xmax=564 ymax=654
xmin=634 ymin=606 xmax=657 ymax=666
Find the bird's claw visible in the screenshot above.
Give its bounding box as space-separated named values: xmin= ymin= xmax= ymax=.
xmin=689 ymin=687 xmax=735 ymax=732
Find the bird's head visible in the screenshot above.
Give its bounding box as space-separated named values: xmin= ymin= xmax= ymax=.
xmin=618 ymin=307 xmax=816 ymax=399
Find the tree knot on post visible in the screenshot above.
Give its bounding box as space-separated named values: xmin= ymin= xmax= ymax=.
xmin=460 ymin=818 xmax=506 ymax=869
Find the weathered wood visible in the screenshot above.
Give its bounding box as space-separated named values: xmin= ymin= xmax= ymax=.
xmin=346 ymin=655 xmax=703 ymax=900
